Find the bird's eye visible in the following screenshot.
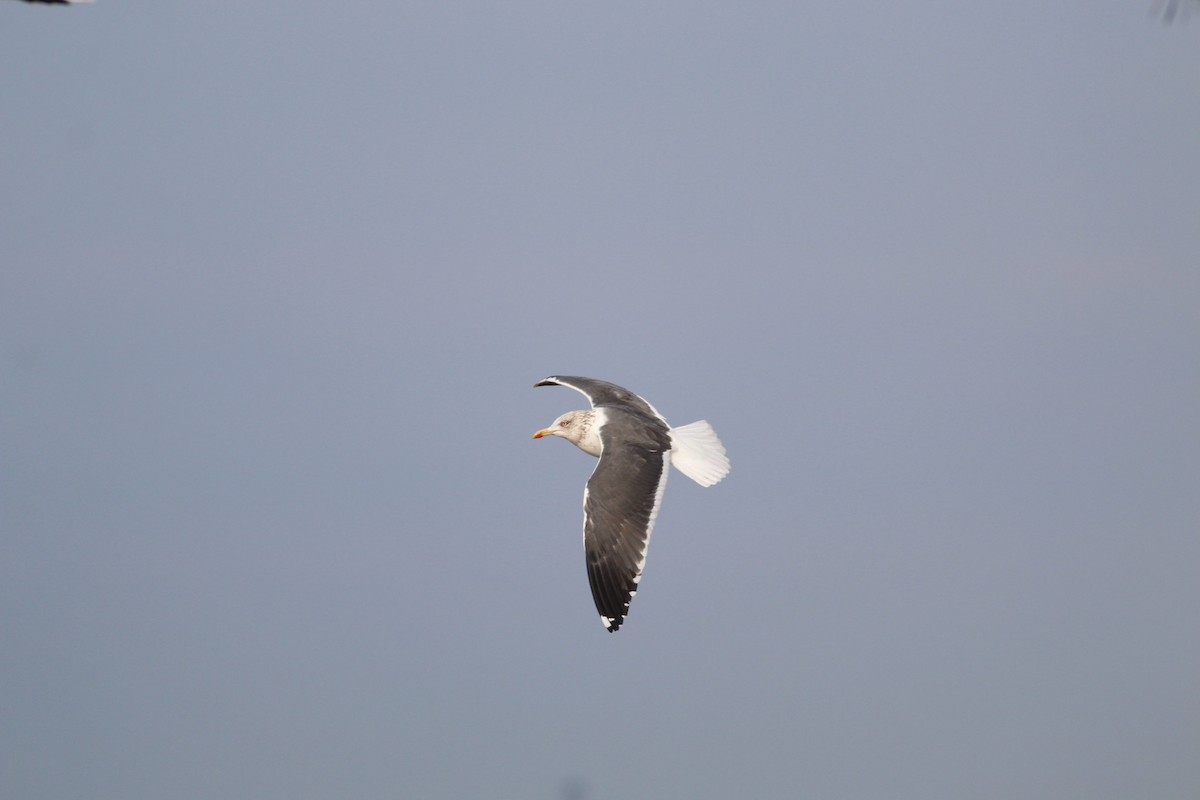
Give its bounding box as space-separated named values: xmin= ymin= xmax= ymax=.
xmin=561 ymin=418 xmax=573 ymax=427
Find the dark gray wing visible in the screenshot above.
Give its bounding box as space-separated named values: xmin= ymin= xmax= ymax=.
xmin=535 ymin=376 xmax=664 ymax=422
xmin=581 ymin=407 xmax=671 ymax=632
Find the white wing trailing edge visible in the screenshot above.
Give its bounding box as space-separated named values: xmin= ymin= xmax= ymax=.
xmin=668 ymin=420 xmax=730 ymax=487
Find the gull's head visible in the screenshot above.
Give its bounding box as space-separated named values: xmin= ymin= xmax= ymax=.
xmin=532 ymin=410 xmax=601 ymax=456
xmin=533 ymin=410 xmax=585 ymax=442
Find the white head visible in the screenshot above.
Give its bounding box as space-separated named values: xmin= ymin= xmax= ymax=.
xmin=532 ymin=409 xmax=602 ymax=456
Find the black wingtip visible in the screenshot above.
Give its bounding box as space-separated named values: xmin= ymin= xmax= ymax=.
xmin=533 ymin=377 xmax=559 ymax=388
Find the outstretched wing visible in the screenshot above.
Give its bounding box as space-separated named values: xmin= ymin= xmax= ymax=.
xmin=535 ymin=375 xmax=666 ymax=423
xmin=581 ymin=408 xmax=672 ymax=632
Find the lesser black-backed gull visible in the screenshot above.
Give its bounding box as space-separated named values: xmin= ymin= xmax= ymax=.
xmin=532 ymin=376 xmax=730 ymax=632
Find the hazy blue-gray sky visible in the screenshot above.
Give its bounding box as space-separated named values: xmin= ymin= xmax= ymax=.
xmin=3 ymin=3 xmax=1198 ymax=799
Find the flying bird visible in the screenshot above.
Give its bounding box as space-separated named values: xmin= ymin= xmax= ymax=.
xmin=532 ymin=376 xmax=730 ymax=632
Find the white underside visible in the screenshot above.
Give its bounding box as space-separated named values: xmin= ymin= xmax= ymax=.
xmin=668 ymin=420 xmax=731 ymax=487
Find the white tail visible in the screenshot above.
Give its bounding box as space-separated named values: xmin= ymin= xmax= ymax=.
xmin=668 ymin=420 xmax=730 ymax=487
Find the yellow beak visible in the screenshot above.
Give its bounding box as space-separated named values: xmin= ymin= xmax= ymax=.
xmin=532 ymin=428 xmax=553 ymax=439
